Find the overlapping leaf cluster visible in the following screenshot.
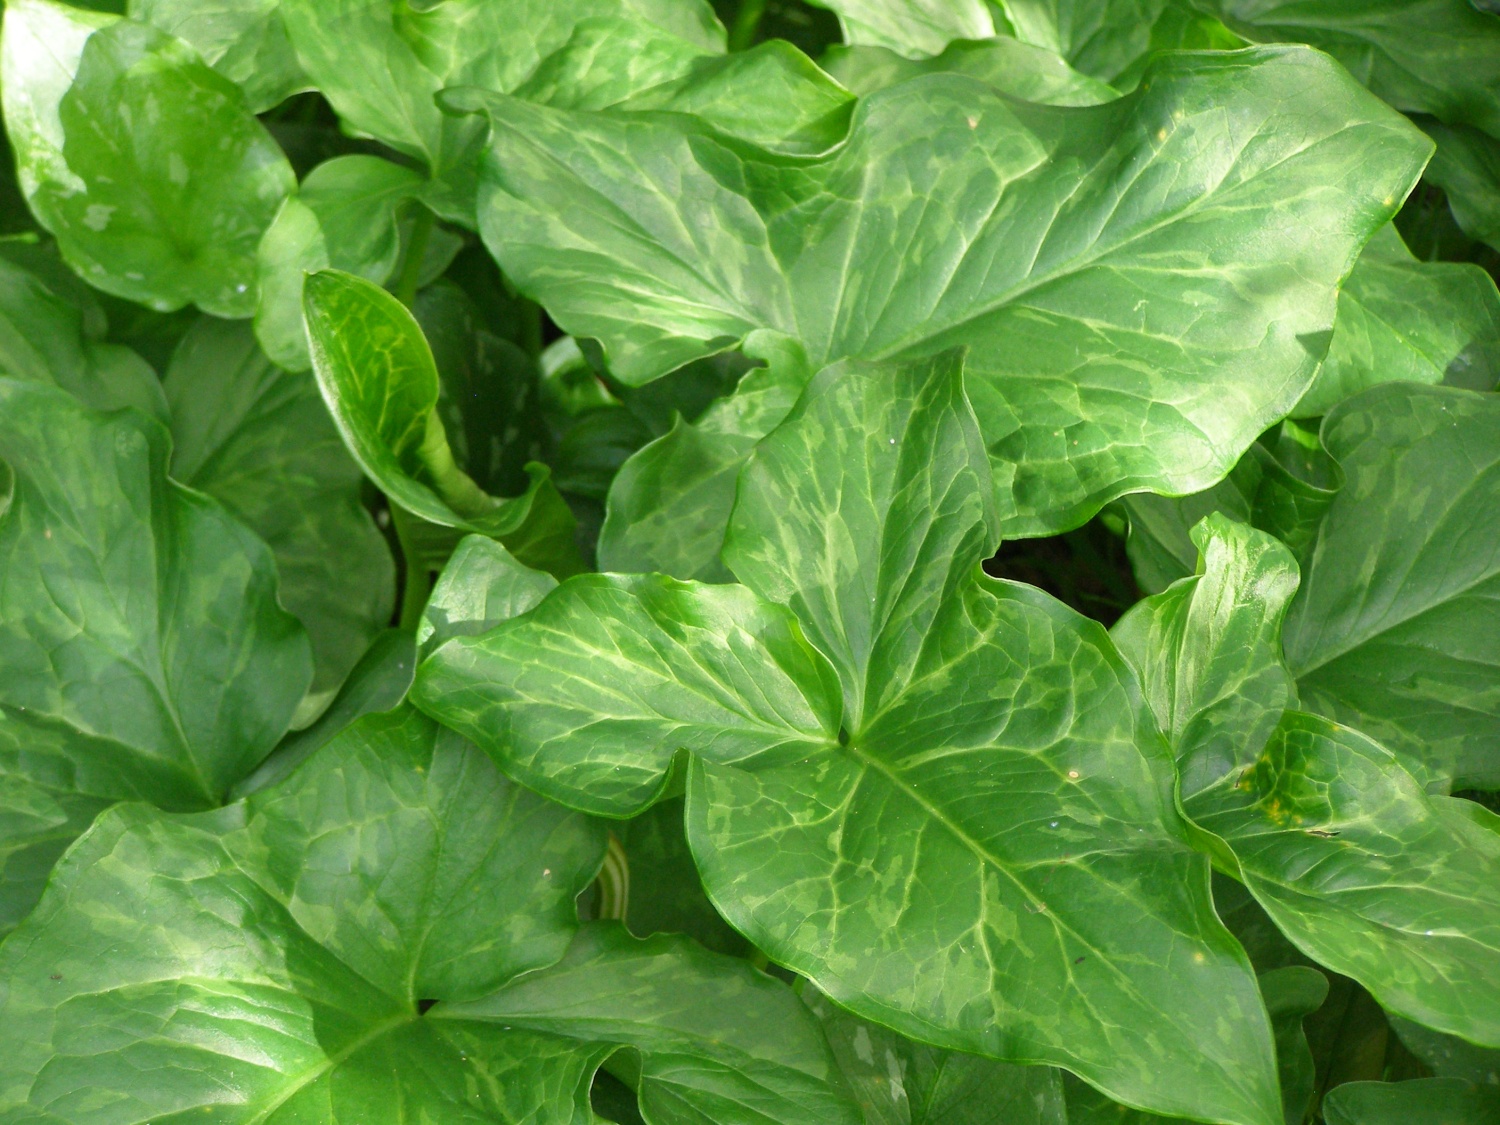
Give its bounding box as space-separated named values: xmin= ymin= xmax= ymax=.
xmin=0 ymin=0 xmax=1497 ymax=1122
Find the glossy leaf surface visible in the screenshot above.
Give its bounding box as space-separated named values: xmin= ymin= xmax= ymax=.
xmin=1285 ymin=384 xmax=1500 ymax=789
xmin=164 ymin=316 xmax=395 ymax=705
xmin=302 ymin=268 xmax=581 ymax=576
xmin=1116 ymin=514 xmax=1500 ymax=1050
xmin=439 ymin=923 xmax=863 ymax=1125
xmin=598 ymin=330 xmax=811 ymax=581
xmin=0 ymin=379 xmax=311 ymax=930
xmin=1295 ymin=225 xmax=1500 ymax=417
xmin=418 ymin=356 xmax=1280 ymax=1125
xmin=471 ymin=47 xmax=1428 ymax=535
xmin=1197 ymin=0 xmax=1500 ymax=139
xmin=279 ymin=0 xmax=724 ymax=217
xmin=417 ymin=534 xmax=558 ymax=659
xmin=823 ymin=38 xmax=1117 ymax=104
xmin=128 ymin=0 xmax=307 ymax=112
xmin=806 ymin=0 xmax=997 ymax=55
xmin=0 ymin=0 xmax=295 ymax=315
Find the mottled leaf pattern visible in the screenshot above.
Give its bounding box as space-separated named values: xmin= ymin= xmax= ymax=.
xmin=0 ymin=0 xmax=295 ymax=315
xmin=1285 ymin=385 xmax=1500 ymax=789
xmin=1295 ymin=225 xmax=1500 ymax=416
xmin=0 ymin=379 xmax=311 ymax=929
xmin=164 ymin=316 xmax=395 ymax=707
xmin=471 ymin=47 xmax=1428 ymax=535
xmin=418 ymin=357 xmax=1282 ymax=1125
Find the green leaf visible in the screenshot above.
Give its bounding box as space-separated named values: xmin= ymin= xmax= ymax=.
xmin=0 ymin=379 xmax=311 ymax=931
xmin=127 ymin=0 xmax=308 ymax=112
xmin=722 ymin=350 xmax=997 ymax=724
xmin=232 ymin=628 xmax=417 ymax=798
xmin=1195 ymin=0 xmax=1500 ymax=140
xmin=822 ymin=38 xmax=1117 ymax=105
xmin=1196 ymin=712 xmax=1500 ymax=1048
xmin=1111 ymin=512 xmax=1300 ymax=800
xmin=1390 ymin=1015 xmax=1500 ymax=1088
xmin=279 ymin=0 xmax=725 ymax=220
xmin=417 ymin=534 xmax=558 ymax=659
xmin=1284 ymin=384 xmax=1500 ymax=789
xmin=0 ymin=246 xmax=166 ymax=419
xmin=302 ymin=268 xmax=581 ymax=577
xmin=1061 ymin=966 xmax=1328 ymax=1125
xmin=417 ymin=355 xmax=1281 ymax=1125
xmin=416 ymin=572 xmax=843 ymax=817
xmin=598 ymin=330 xmax=811 ymax=582
xmin=996 ymin=0 xmax=1245 ymax=87
xmin=511 ymin=16 xmax=720 ymax=111
xmin=1115 ymin=511 xmax=1500 ymax=1049
xmin=255 ymin=155 xmax=430 ymax=371
xmin=1263 ymin=966 xmax=1332 ymax=1125
xmin=415 ymin=279 xmax=549 ymax=501
xmin=614 ymin=39 xmax=856 ymax=154
xmin=1122 ymin=424 xmax=1341 ymax=594
xmin=470 ymin=47 xmax=1429 ymax=536
xmin=163 ymin=316 xmax=395 ymax=709
xmin=439 ymin=922 xmax=862 ymax=1125
xmin=1323 ymin=1078 xmax=1500 ymax=1125
xmin=802 ymin=985 xmax=1069 ymax=1125
xmin=1294 ymin=225 xmax=1500 ymax=417
xmin=618 ymin=796 xmax=749 ymax=956
xmin=1424 ymin=120 xmax=1500 ymax=253
xmin=0 ymin=704 xmax=698 ymax=1123
xmin=806 ymin=0 xmax=997 ymax=56
xmin=0 ymin=0 xmax=295 ymax=316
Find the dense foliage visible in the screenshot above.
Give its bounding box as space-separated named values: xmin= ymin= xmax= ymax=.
xmin=0 ymin=0 xmax=1497 ymax=1122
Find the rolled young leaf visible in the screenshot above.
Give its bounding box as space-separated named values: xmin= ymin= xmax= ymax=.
xmin=467 ymin=46 xmax=1430 ymax=537
xmin=255 ymin=155 xmax=433 ymax=371
xmin=302 ymin=268 xmax=581 ymax=578
xmin=0 ymin=379 xmax=312 ymax=932
xmin=1111 ymin=512 xmax=1300 ymax=801
xmin=0 ymin=0 xmax=295 ymax=316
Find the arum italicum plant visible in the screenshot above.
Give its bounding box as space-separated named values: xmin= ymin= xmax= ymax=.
xmin=0 ymin=0 xmax=1497 ymax=1122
